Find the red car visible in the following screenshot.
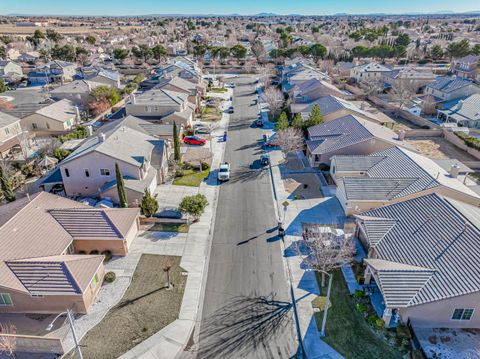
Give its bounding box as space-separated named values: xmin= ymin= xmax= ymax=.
xmin=184 ymin=136 xmax=206 ymax=146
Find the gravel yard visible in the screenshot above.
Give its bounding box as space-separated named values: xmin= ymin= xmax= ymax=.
xmin=65 ymin=254 xmax=186 ymax=359
xmin=407 ymin=137 xmax=478 ymax=161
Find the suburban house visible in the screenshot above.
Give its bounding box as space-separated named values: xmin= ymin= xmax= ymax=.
xmin=155 ymin=75 xmax=205 ymax=108
xmin=17 ymin=52 xmax=40 ymax=65
xmin=437 ymin=93 xmax=480 ymax=128
xmin=125 ymin=88 xmax=194 ymax=126
xmin=0 ymin=111 xmax=30 ymax=159
xmin=27 ymin=61 xmax=77 ymax=85
xmin=155 ymin=60 xmax=202 ymax=85
xmin=287 ymin=78 xmax=350 ymax=104
xmin=382 ymin=68 xmax=435 ymax=92
xmin=50 ymin=80 xmax=103 ymax=105
xmin=58 ymin=116 xmax=168 ymax=206
xmin=0 ymin=60 xmax=23 ymax=82
xmin=80 ymin=66 xmax=122 ymax=89
xmin=291 ymin=95 xmax=394 ymax=127
xmin=425 ymin=76 xmax=480 ymax=103
xmin=22 ymin=99 xmax=80 ymax=133
xmin=281 ymin=62 xmax=330 ymax=92
xmin=452 ymin=55 xmax=479 ymax=80
xmin=355 ymin=193 xmax=480 ymax=328
xmin=305 ymin=114 xmax=413 ymax=166
xmin=330 ymin=146 xmax=480 ymax=215
xmin=0 ymin=191 xmax=139 ymax=314
xmin=350 ymin=62 xmax=392 ymax=82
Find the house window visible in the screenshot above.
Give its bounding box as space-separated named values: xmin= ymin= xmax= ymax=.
xmin=32 ymin=123 xmax=38 ymax=130
xmin=0 ymin=293 xmax=13 ymax=306
xmin=452 ymin=308 xmax=474 ymax=320
xmin=100 ymin=168 xmax=110 ymax=176
xmin=85 ymin=169 xmax=90 ymax=178
xmin=65 ymin=168 xmax=70 ymax=177
xmin=5 ymin=128 xmax=9 ymax=135
xmin=46 ymin=122 xmax=50 ymax=129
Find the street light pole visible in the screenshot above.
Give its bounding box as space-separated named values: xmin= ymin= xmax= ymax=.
xmin=46 ymin=309 xmax=83 ymax=359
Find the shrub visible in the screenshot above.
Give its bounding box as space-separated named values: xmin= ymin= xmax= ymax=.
xmin=396 ymin=324 xmax=412 ymax=340
xmin=179 ymin=194 xmax=209 ymax=221
xmin=139 ymin=188 xmax=159 ymax=218
xmin=353 ymin=289 xmax=366 ymax=298
xmin=78 ymin=251 xmax=87 ymax=254
xmin=375 ymin=318 xmax=385 ymax=329
xmin=455 ymin=131 xmax=480 ymax=151
xmin=53 ymin=147 xmax=72 ymax=161
xmin=104 ymin=271 xmax=116 ymax=283
xmin=184 ymin=128 xmax=194 ymax=136
xmin=357 ymin=303 xmax=367 ymax=313
xmin=175 ymin=168 xmax=185 ymax=178
xmin=201 ymin=161 xmax=210 ymax=171
xmin=318 ymin=163 xmax=330 ymax=171
xmin=101 ymin=250 xmax=113 ymax=262
xmin=90 ymin=250 xmax=99 ymax=255
xmin=367 ymin=314 xmax=377 ymax=325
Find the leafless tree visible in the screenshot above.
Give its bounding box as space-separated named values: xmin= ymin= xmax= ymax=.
xmin=276 ymin=127 xmax=304 ymax=159
xmin=163 ymin=263 xmax=172 ymax=289
xmin=300 ymin=223 xmax=355 ymax=287
xmin=0 ymin=322 xmax=17 ymax=358
xmin=358 ymin=79 xmax=384 ymax=99
xmin=388 ymin=80 xmax=417 ymax=110
xmin=421 ymin=95 xmax=437 ymax=116
xmin=261 ymin=86 xmax=284 ymax=118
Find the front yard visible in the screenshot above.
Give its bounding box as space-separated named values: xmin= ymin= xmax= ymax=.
xmin=149 ymin=223 xmax=190 ymax=233
xmin=314 ymin=271 xmax=405 ymax=359
xmin=201 ymin=106 xmax=222 ymax=121
xmin=65 ymin=254 xmax=186 ymax=359
xmin=173 ymin=169 xmax=210 ymax=187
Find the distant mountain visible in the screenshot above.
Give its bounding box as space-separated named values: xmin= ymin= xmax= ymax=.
xmin=254 ymin=12 xmax=278 ymax=17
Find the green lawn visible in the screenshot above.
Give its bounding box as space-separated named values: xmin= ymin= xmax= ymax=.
xmin=173 ymin=169 xmax=210 ymax=187
xmin=210 ymin=87 xmax=227 ymax=93
xmin=314 ymin=271 xmax=403 ymax=359
xmin=149 ymin=223 xmax=190 ymax=233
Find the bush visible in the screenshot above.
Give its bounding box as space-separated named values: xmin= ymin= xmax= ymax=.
xmin=78 ymin=251 xmax=87 ymax=254
xmin=353 ymin=289 xmax=366 ymax=298
xmin=20 ymin=163 xmax=34 ymax=177
xmin=357 ymin=303 xmax=367 ymax=313
xmin=318 ymin=163 xmax=330 ymax=171
xmin=455 ymin=131 xmax=480 ymax=151
xmin=375 ymin=318 xmax=385 ymax=329
xmin=53 ymin=147 xmax=72 ymax=161
xmin=367 ymin=314 xmax=378 ymax=325
xmin=139 ymin=188 xmax=159 ymax=218
xmin=104 ymin=271 xmax=116 ymax=283
xmin=58 ymin=126 xmax=88 ymax=143
xmin=90 ymin=250 xmax=99 ymax=255
xmin=184 ymin=128 xmax=194 ymax=136
xmin=101 ymin=250 xmax=113 ymax=262
xmin=201 ymin=161 xmax=210 ymax=171
xmin=179 ymin=194 xmax=209 ymax=221
xmin=175 ymin=168 xmax=185 ymax=178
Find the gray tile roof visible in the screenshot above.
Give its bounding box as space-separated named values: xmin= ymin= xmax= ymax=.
xmin=427 ymin=76 xmax=475 ymax=93
xmin=306 ymin=114 xmax=406 ymax=155
xmin=357 ymin=193 xmax=480 ymax=307
xmin=440 ymin=94 xmax=480 ymax=124
xmin=0 ymin=111 xmax=20 ymax=128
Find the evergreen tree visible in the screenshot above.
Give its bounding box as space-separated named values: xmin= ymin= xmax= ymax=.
xmin=115 ymin=162 xmax=128 ymax=208
xmin=0 ymin=167 xmax=15 ymax=202
xmin=173 ymin=122 xmax=181 ymax=162
xmin=275 ymin=112 xmax=289 ymax=130
xmin=292 ymin=113 xmax=305 ymax=130
xmin=306 ymin=104 xmax=323 ymax=128
xmin=139 ymin=188 xmax=159 ymax=217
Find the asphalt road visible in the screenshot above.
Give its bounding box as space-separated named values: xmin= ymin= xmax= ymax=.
xmin=196 ymin=77 xmax=297 ymax=358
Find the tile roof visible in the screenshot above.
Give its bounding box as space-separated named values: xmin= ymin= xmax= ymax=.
xmin=333 ymin=146 xmax=480 ymax=201
xmin=440 ymin=94 xmax=480 ymax=124
xmin=427 ymin=76 xmax=475 ymax=93
xmin=34 ymin=99 xmax=78 ymax=122
xmin=357 ymin=193 xmax=480 ymax=307
xmin=0 ymin=111 xmax=21 ymax=129
xmin=306 ymin=114 xmax=409 ymax=155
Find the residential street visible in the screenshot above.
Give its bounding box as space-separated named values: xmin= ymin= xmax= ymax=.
xmin=196 ymin=77 xmax=297 ymax=358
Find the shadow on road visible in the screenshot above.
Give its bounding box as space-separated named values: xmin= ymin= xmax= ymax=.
xmin=229 ymin=165 xmax=266 ymax=183
xmin=197 ymin=294 xmax=294 ymax=358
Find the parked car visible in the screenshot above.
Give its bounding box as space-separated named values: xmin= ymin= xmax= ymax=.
xmin=225 ymin=106 xmax=234 ymax=114
xmin=254 ymin=117 xmax=263 ymax=127
xmin=265 ymin=134 xmax=279 ymax=147
xmin=194 ymin=124 xmax=211 ymax=134
xmin=153 ymin=208 xmax=182 ymax=219
xmin=226 ymin=83 xmax=236 ymax=88
xmin=184 ymin=136 xmax=206 ymax=146
xmin=217 ymin=162 xmax=230 ymax=181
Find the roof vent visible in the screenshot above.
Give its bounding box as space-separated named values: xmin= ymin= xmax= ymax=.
xmin=398 ymin=130 xmax=406 ymax=141
xmin=98 ymin=133 xmax=106 ymax=142
xmin=449 ymin=164 xmax=460 ymax=178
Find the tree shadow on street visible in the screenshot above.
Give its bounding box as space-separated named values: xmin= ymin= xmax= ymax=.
xmin=229 ymin=165 xmax=267 ymax=183
xmin=198 ymin=294 xmax=294 ymax=358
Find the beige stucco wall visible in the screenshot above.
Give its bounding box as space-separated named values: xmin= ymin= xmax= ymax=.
xmin=22 ymin=113 xmax=75 ymax=132
xmin=59 ymin=152 xmax=140 ymax=197
xmin=126 ymin=102 xmax=182 ymax=118
xmin=400 ymin=291 xmax=480 ymax=328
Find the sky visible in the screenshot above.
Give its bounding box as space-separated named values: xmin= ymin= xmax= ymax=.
xmin=1 ymin=0 xmax=478 ymax=16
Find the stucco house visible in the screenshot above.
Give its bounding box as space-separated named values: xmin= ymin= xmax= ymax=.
xmin=50 ymin=80 xmax=104 ymax=105
xmin=156 ymin=75 xmax=204 ymax=108
xmin=330 ymin=146 xmax=480 ymax=215
xmin=22 ymin=99 xmax=80 ymax=134
xmin=452 ymin=55 xmax=479 ymax=80
xmin=288 ymin=78 xmax=349 ymax=104
xmin=350 ymin=62 xmax=392 ymax=82
xmin=437 ymin=94 xmax=480 ymax=129
xmin=0 ymin=60 xmax=23 ymax=82
xmin=0 ymin=111 xmax=30 ymax=159
xmin=0 ymin=192 xmax=139 ymax=314
xmin=355 ymin=193 xmax=480 ymax=328
xmin=305 ymin=114 xmax=413 ymax=166
xmin=125 ymin=88 xmax=194 ymax=126
xmin=155 ymin=60 xmax=202 ymax=85
xmin=291 ymin=95 xmax=394 ymax=128
xmin=80 ymin=66 xmax=122 ymax=89
xmin=425 ymin=76 xmax=480 ymax=103
xmin=382 ymin=68 xmax=435 ymax=92
xmin=58 ymin=116 xmax=168 ymax=206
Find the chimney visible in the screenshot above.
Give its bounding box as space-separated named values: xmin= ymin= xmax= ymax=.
xmin=86 ymin=81 xmax=91 ymax=92
xmin=457 ymin=100 xmax=464 ymax=110
xmin=449 ymin=163 xmax=460 ymax=178
xmin=75 ymin=106 xmax=81 ymax=121
xmin=98 ymin=133 xmax=106 ymax=142
xmin=398 ymin=130 xmax=406 ymax=141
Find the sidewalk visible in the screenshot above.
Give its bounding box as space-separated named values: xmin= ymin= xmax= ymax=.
xmin=266 ymin=141 xmax=345 ymax=359
xmin=118 ymin=108 xmax=231 ymax=359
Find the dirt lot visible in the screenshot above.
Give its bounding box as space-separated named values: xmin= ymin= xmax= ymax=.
xmin=65 ymin=254 xmax=186 ymax=359
xmin=0 ymin=25 xmax=142 ymax=35
xmin=407 ymin=137 xmax=478 ymax=161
